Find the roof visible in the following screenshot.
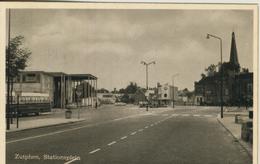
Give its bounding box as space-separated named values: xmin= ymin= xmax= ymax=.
xmin=69 ymin=74 xmax=97 ymax=80
xmin=20 ymin=70 xmax=97 ymax=80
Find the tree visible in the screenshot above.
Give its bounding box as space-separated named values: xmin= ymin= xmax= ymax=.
xmin=97 ymin=88 xmax=109 ymax=93
xmin=201 ymin=73 xmax=206 ymax=79
xmin=6 ymin=36 xmax=31 ymax=80
xmin=125 ymin=82 xmax=138 ymax=94
xmin=6 ymin=36 xmax=31 ymax=103
xmin=205 ymin=64 xmax=217 ymax=76
xmin=242 ymin=68 xmax=249 ymax=73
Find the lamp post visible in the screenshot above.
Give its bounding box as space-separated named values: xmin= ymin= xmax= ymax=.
xmin=141 ymin=61 xmax=156 ymax=111
xmin=6 ymin=9 xmax=11 ymax=130
xmin=206 ymin=33 xmax=223 ymax=118
xmin=172 ymin=74 xmax=179 ymax=108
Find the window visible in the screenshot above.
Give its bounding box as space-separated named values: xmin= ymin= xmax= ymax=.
xmin=164 ymin=94 xmax=167 ymax=98
xmin=247 ymin=84 xmax=253 ymax=94
xmin=23 ymin=73 xmax=40 ymax=83
xmin=26 ymin=74 xmax=36 ymax=82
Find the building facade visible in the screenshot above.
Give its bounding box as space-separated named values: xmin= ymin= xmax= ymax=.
xmin=194 ymin=32 xmax=253 ymax=106
xmin=157 ymin=83 xmax=178 ymax=106
xmin=12 ymin=71 xmax=98 ymax=109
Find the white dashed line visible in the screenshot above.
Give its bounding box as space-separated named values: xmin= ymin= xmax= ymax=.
xmin=172 ymin=114 xmax=179 ymax=117
xmin=205 ymin=115 xmax=213 ymax=117
xmin=121 ymin=136 xmax=127 ymax=140
xmin=193 ymin=114 xmax=200 ymax=117
xmin=182 ymin=114 xmax=190 ymax=117
xmin=130 ymin=132 xmax=137 ymax=135
xmin=145 ymin=126 xmax=149 ymax=129
xmin=150 ymin=124 xmax=154 ymax=127
xmin=162 ymin=114 xmax=169 ymax=116
xmin=138 ymin=129 xmax=144 ymax=132
xmin=89 ymin=148 xmax=101 ymax=154
xmin=64 ymin=157 xmax=80 ymax=164
xmin=107 ymin=141 xmax=116 ymax=146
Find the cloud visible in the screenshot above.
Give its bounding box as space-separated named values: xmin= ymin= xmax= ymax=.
xmin=11 ymin=9 xmax=253 ymax=90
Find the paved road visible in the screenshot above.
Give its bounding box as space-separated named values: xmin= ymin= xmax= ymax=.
xmin=6 ymin=106 xmax=251 ymax=164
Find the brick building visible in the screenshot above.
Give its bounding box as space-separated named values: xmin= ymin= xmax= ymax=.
xmin=194 ymin=32 xmax=253 ymax=106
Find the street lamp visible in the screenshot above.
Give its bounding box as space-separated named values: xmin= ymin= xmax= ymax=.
xmin=206 ymin=33 xmax=223 ymax=118
xmin=172 ymin=74 xmax=179 ymax=108
xmin=141 ymin=61 xmax=156 ymax=111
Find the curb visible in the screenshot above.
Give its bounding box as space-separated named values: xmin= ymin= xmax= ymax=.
xmin=6 ymin=119 xmax=86 ymax=134
xmin=216 ymin=116 xmax=252 ymax=159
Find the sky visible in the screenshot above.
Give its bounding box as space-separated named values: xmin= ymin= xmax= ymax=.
xmin=9 ymin=9 xmax=253 ymax=91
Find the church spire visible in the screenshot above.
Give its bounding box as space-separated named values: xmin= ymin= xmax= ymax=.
xmin=229 ymin=32 xmax=240 ymax=68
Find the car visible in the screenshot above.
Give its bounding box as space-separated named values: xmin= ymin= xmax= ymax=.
xmin=115 ymin=102 xmax=126 ymax=106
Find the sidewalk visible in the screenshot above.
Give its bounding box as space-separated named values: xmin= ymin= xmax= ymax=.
xmin=217 ymin=111 xmax=252 ymax=157
xmin=6 ymin=107 xmax=101 ymax=133
xmin=8 ymin=118 xmax=85 ymax=132
xmin=6 ymin=104 xmax=147 ymax=133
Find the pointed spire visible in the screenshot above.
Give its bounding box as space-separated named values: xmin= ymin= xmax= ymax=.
xmin=229 ymin=32 xmax=240 ymax=67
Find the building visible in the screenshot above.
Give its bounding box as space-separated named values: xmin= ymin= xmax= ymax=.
xmin=12 ymin=71 xmax=98 ymax=108
xmin=194 ymin=32 xmax=253 ymax=106
xmin=157 ymin=83 xmax=178 ymax=106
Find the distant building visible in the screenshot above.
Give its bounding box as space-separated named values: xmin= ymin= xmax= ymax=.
xmin=97 ymin=93 xmax=116 ymax=104
xmin=12 ymin=71 xmax=98 ymax=108
xmin=194 ymin=32 xmax=253 ymax=106
xmin=157 ymin=83 xmax=178 ymax=106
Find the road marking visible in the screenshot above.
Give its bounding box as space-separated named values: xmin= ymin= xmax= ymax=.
xmin=182 ymin=114 xmax=190 ymax=117
xmin=204 ymin=115 xmax=213 ymax=117
xmin=107 ymin=141 xmax=117 ymax=146
xmin=162 ymin=114 xmax=169 ymax=116
xmin=64 ymin=157 xmax=80 ymax=164
xmin=145 ymin=126 xmax=149 ymax=129
xmin=7 ymin=113 xmax=147 ymax=144
xmin=138 ymin=129 xmax=144 ymax=132
xmin=121 ymin=136 xmax=127 ymax=140
xmin=130 ymin=131 xmax=137 ymax=135
xmin=89 ymin=148 xmax=101 ymax=154
xmin=172 ymin=114 xmax=179 ymax=117
xmin=150 ymin=124 xmax=154 ymax=127
xmin=193 ymin=114 xmax=200 ymax=117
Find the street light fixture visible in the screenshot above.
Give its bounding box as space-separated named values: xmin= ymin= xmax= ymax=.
xmin=172 ymin=74 xmax=179 ymax=108
xmin=206 ymin=33 xmax=224 ymax=118
xmin=141 ymin=61 xmax=156 ymax=111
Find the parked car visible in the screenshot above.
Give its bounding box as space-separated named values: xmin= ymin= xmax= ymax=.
xmin=115 ymin=102 xmax=126 ymax=106
xmin=139 ymin=101 xmax=148 ymax=108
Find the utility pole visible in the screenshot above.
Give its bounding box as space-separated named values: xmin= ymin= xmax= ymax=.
xmin=141 ymin=61 xmax=155 ymax=111
xmin=172 ymin=74 xmax=179 ymax=108
xmin=6 ymin=9 xmax=11 ymax=130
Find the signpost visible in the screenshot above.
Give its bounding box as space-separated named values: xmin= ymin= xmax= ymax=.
xmin=15 ymin=90 xmax=22 ymax=128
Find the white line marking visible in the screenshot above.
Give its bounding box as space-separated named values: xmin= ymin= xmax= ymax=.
xmin=204 ymin=115 xmax=213 ymax=117
xmin=145 ymin=126 xmax=149 ymax=128
xmin=130 ymin=132 xmax=137 ymax=135
xmin=150 ymin=124 xmax=154 ymax=127
xmin=138 ymin=129 xmax=144 ymax=132
xmin=64 ymin=157 xmax=80 ymax=164
xmin=182 ymin=114 xmax=190 ymax=117
xmin=107 ymin=141 xmax=117 ymax=146
xmin=193 ymin=114 xmax=200 ymax=117
xmin=89 ymin=148 xmax=101 ymax=154
xmin=172 ymin=114 xmax=179 ymax=117
xmin=7 ymin=114 xmax=145 ymax=144
xmin=162 ymin=114 xmax=169 ymax=116
xmin=121 ymin=136 xmax=127 ymax=140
